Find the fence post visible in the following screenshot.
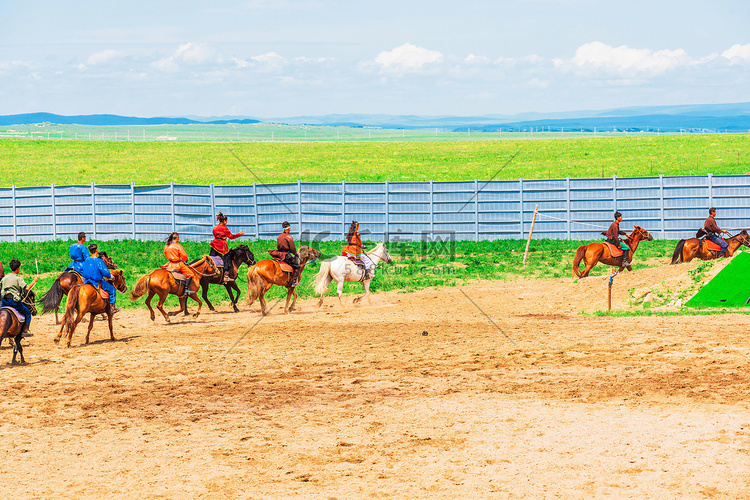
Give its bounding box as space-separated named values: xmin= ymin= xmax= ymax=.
xmin=430 ymin=180 xmax=434 ymax=236
xmin=707 ymin=173 xmax=713 ymax=207
xmin=612 ymin=175 xmax=618 ymax=212
xmin=565 ymin=177 xmax=571 ymax=239
xmin=384 ymin=180 xmax=390 ymax=241
xmin=297 ymin=180 xmax=302 ymax=241
xmin=91 ymin=182 xmax=97 ymax=239
xmin=209 ymin=183 xmax=216 ymax=241
xmin=252 ymin=183 xmax=259 ymax=240
xmin=659 ymin=174 xmax=665 ymax=238
xmin=11 ymin=185 xmax=17 ymax=243
xmin=341 ymin=180 xmax=346 ymax=238
xmin=519 ymin=178 xmax=525 ymax=239
xmin=474 ymin=179 xmax=479 ymax=241
xmin=170 ymin=182 xmax=176 ymax=233
xmin=131 ymin=182 xmax=136 ymax=239
xmin=51 ymin=183 xmax=57 ymax=240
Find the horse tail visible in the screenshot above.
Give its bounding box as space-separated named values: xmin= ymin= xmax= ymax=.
xmin=129 ymin=275 xmax=151 ymax=301
xmin=313 ymin=260 xmax=333 ymax=295
xmin=670 ymin=239 xmax=686 ymax=264
xmin=39 ymin=276 xmax=64 ymax=315
xmin=246 ymin=265 xmax=262 ymax=305
xmin=61 ymin=285 xmax=81 ymax=335
xmin=572 ymin=245 xmax=587 ymax=278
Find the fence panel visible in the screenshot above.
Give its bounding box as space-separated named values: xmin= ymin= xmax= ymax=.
xmin=2 ymin=175 xmax=749 ymax=242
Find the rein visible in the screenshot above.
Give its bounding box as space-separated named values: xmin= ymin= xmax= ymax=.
xmin=185 ymin=257 xmax=219 ymax=277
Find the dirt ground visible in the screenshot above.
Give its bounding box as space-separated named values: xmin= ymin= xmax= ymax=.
xmin=2 ymin=261 xmax=750 ymax=499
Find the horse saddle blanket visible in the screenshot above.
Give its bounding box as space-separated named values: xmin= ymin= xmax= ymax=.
xmin=210 ymin=255 xmax=224 ymax=268
xmin=702 ymin=238 xmax=722 ymax=252
xmin=274 ymin=259 xmax=294 ymax=273
xmin=605 ymin=242 xmax=624 ymax=257
xmin=170 ymin=271 xmax=187 ymax=281
xmin=346 ymin=255 xmax=365 ymax=266
xmin=89 ymin=283 xmax=109 ymax=300
xmin=0 ymin=307 xmax=24 ymax=323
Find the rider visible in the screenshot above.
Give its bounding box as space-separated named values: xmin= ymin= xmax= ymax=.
xmin=606 ymin=211 xmax=630 ymax=266
xmin=704 ymin=207 xmax=729 ymax=257
xmin=81 ymin=243 xmax=118 ymax=313
xmin=65 ymin=232 xmax=89 ymax=274
xmin=163 ymin=232 xmax=200 ymax=296
xmin=276 ymin=221 xmax=301 ymax=287
xmin=0 ymin=259 xmax=39 ymax=334
xmin=209 ymin=212 xmax=245 ymax=281
xmin=342 ymin=221 xmax=375 ymax=279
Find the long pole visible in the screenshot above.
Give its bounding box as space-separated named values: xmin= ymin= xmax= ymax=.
xmin=522 ymin=204 xmax=539 ymax=265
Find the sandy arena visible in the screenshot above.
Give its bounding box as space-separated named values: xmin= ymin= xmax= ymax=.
xmin=1 ymin=263 xmax=749 ymax=499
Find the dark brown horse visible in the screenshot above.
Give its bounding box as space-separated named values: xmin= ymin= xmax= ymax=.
xmin=54 ymin=270 xmax=127 ymax=348
xmin=0 ymin=289 xmax=37 ymax=364
xmin=572 ymin=226 xmax=654 ymax=278
xmin=671 ymin=230 xmax=750 ymax=264
xmin=246 ymin=246 xmax=321 ymax=315
xmin=200 ymin=245 xmax=256 ymax=312
xmin=129 ymin=256 xmax=218 ymax=322
xmin=38 ymin=253 xmax=117 ymax=324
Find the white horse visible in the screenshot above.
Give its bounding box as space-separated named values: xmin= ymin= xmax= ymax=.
xmin=313 ymin=243 xmax=392 ymax=308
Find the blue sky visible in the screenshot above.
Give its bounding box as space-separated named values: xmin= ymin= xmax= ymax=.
xmin=1 ymin=0 xmax=749 ymax=118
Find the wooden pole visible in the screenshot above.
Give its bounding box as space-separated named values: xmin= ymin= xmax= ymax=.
xmin=522 ymin=204 xmax=539 ymax=265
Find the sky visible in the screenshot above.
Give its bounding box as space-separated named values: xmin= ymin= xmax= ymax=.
xmin=1 ymin=0 xmax=749 ymax=118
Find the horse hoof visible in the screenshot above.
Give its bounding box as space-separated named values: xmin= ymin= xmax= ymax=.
xmin=53 ymin=338 xmax=60 ymax=344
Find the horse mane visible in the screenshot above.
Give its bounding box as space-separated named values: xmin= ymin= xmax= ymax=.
xmin=188 ymin=256 xmax=205 ymax=266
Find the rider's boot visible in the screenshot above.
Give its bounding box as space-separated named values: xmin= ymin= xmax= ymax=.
xmin=621 ymin=250 xmax=631 ymax=267
xmin=183 ymin=277 xmax=194 ymax=296
xmin=111 ymin=301 xmax=121 ymax=314
xmin=291 ymin=269 xmax=300 ymax=287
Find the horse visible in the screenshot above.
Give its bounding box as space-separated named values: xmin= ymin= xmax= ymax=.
xmin=572 ymin=226 xmax=654 ymax=278
xmin=200 ymin=245 xmax=256 ymax=313
xmin=0 ymin=289 xmax=37 ymax=364
xmin=671 ymin=229 xmax=750 ymax=264
xmin=246 ymin=246 xmax=321 ymax=315
xmin=129 ymin=256 xmax=218 ymax=322
xmin=38 ymin=252 xmax=117 ymax=324
xmin=54 ymin=270 xmax=127 ymax=348
xmin=313 ymin=243 xmax=392 ymax=308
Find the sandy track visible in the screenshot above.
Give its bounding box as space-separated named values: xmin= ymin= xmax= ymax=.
xmin=1 ymin=265 xmax=749 ymax=499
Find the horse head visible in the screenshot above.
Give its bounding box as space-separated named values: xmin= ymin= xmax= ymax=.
xmin=632 ymin=226 xmax=654 ymax=242
xmin=111 ymin=270 xmax=127 ymax=293
xmin=100 ymin=252 xmax=117 ymax=270
xmin=21 ymin=289 xmax=37 ymax=316
xmin=298 ymin=246 xmax=321 ymax=265
xmin=736 ymin=229 xmax=750 ymax=248
xmin=235 ymin=244 xmax=256 ymax=266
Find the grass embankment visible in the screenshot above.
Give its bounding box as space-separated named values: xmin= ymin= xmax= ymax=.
xmin=2 ymin=134 xmax=749 ymax=186
xmin=0 ymin=238 xmax=678 ymax=312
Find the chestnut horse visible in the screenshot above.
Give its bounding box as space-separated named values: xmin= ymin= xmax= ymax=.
xmin=38 ymin=252 xmax=117 ymax=324
xmin=129 ymin=256 xmax=218 ymax=322
xmin=670 ymin=229 xmax=750 ymax=264
xmin=572 ymin=226 xmax=654 ymax=278
xmin=246 ymin=246 xmax=321 ymax=315
xmin=0 ymin=289 xmax=37 ymax=364
xmin=54 ymin=270 xmax=127 ymax=348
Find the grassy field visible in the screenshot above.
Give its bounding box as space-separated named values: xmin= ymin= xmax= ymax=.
xmin=1 ymin=133 xmax=749 ymax=186
xmin=0 ymin=237 xmax=677 ymax=312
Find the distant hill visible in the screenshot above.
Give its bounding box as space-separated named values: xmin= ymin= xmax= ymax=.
xmin=2 ymin=102 xmax=750 ymax=132
xmin=0 ymin=113 xmax=260 ymax=126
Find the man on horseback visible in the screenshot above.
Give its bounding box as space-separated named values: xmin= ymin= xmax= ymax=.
xmin=65 ymin=232 xmax=89 ymax=274
xmin=82 ymin=244 xmax=118 ymax=313
xmin=276 ymin=221 xmax=300 ymax=287
xmin=210 ymin=212 xmax=245 ymax=282
xmin=0 ymin=259 xmax=38 ymax=334
xmin=606 ymin=211 xmax=630 ymax=266
xmin=342 ymin=221 xmax=375 ymax=280
xmin=704 ymin=207 xmax=729 ymax=257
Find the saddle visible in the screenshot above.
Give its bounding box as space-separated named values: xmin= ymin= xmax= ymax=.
xmin=604 ymin=242 xmax=624 ymax=257
xmin=696 ymin=229 xmax=723 ymax=252
xmin=0 ymin=307 xmax=25 ymax=323
xmin=269 ymin=250 xmax=295 ymax=273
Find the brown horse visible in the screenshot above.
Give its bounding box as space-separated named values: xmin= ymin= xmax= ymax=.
xmin=129 ymin=256 xmax=218 ymax=322
xmin=670 ymin=230 xmax=750 ymax=264
xmin=54 ymin=270 xmax=127 ymax=348
xmin=38 ymin=253 xmax=117 ymax=324
xmin=246 ymin=246 xmax=321 ymax=315
xmin=0 ymin=289 xmax=37 ymax=364
xmin=572 ymin=226 xmax=654 ymax=278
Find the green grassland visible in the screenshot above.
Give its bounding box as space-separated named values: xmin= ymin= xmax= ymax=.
xmin=1 ymin=132 xmax=749 ymax=186
xmin=0 ymin=237 xmax=677 ymax=312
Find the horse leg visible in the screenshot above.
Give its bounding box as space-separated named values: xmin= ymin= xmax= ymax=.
xmin=202 ymin=279 xmax=215 ymax=312
xmin=337 ymin=279 xmax=345 ymax=308
xmin=108 ymin=310 xmax=116 ymax=341
xmin=169 ymin=296 xmax=186 ymax=316
xmin=155 ymin=292 xmax=171 ymax=323
xmin=189 ymin=292 xmax=202 ymax=319
xmin=85 ymin=312 xmax=96 ymax=344
xmin=13 ymin=334 xmax=25 ymax=364
xmin=288 ymin=288 xmax=298 ymax=312
xmin=145 ymin=291 xmax=157 ymax=321
xmin=284 ymin=288 xmax=294 ymax=314
xmin=228 ymin=283 xmax=240 ymax=312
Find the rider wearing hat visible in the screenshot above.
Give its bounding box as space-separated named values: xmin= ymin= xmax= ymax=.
xmin=606 ymin=211 xmax=630 ymax=266
xmin=0 ymin=259 xmax=38 ymax=334
xmin=704 ymin=207 xmax=729 ymax=257
xmin=276 ymin=221 xmax=301 ymax=287
xmin=163 ymin=232 xmax=200 ymax=296
xmin=81 ymin=243 xmax=118 ymax=313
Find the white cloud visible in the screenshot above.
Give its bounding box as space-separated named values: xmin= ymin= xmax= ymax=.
xmin=465 ymin=54 xmax=491 ymax=65
xmin=573 ymin=41 xmax=689 ymax=74
xmin=174 ymin=43 xmax=214 ymax=64
xmin=252 ymin=51 xmax=287 ymax=64
xmin=374 ymin=43 xmax=443 ymax=72
xmin=86 ymin=49 xmax=125 ymax=66
xmin=722 ymin=44 xmax=750 ymax=64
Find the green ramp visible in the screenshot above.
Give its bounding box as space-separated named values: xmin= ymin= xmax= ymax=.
xmin=686 ymin=251 xmax=750 ymax=308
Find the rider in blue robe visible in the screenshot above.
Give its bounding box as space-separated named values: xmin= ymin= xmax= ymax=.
xmin=81 ymin=244 xmax=117 ymax=309
xmin=66 ymin=232 xmax=90 ymax=273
